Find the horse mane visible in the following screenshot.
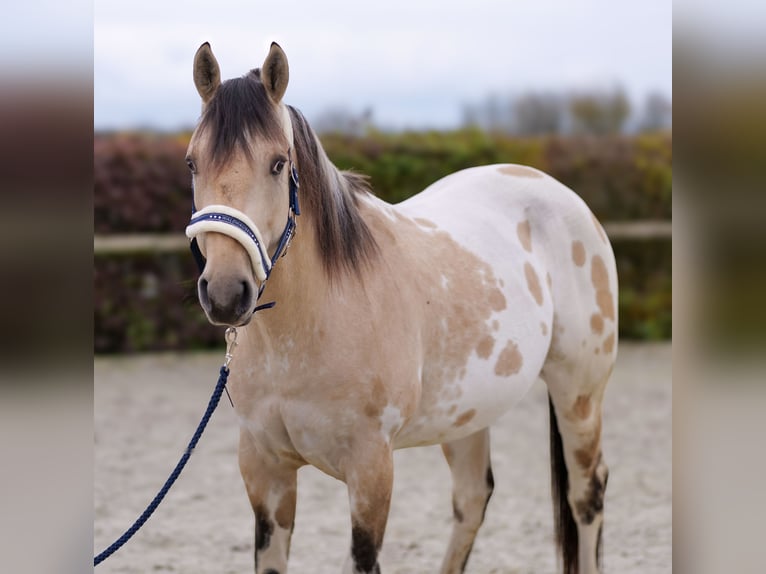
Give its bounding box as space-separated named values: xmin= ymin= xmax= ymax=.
xmin=287 ymin=105 xmax=379 ymax=280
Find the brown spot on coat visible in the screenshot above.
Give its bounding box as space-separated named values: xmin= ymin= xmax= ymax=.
xmin=590 ymin=313 xmax=604 ymax=334
xmin=524 ymin=262 xmax=544 ymax=306
xmin=572 ymin=395 xmax=591 ymax=420
xmin=603 ymin=332 xmax=615 ymax=354
xmin=517 ymin=220 xmax=532 ymax=252
xmin=591 ymin=255 xmax=615 ymax=321
xmin=364 ymin=377 xmax=386 ymax=419
xmin=488 ymin=288 xmax=507 ymax=311
xmin=541 ymin=321 xmax=548 ymax=336
xmin=574 ymin=417 xmax=602 ymax=471
xmin=498 ymin=164 xmax=543 ymax=178
xmin=475 ymin=335 xmax=495 ymax=359
xmin=274 ymin=488 xmax=296 ymax=529
xmin=572 ymin=240 xmax=586 ymax=267
xmin=454 ymin=409 xmax=476 ymax=427
xmin=494 ymin=340 xmax=523 ymax=376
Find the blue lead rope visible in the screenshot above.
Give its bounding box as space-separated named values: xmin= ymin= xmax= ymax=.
xmin=94 ymin=365 xmax=230 ymax=566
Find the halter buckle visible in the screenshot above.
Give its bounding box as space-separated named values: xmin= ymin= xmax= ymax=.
xmin=224 ymin=327 xmax=238 ymax=367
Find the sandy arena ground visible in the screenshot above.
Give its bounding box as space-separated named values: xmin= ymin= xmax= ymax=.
xmin=94 ymin=342 xmax=671 ymax=573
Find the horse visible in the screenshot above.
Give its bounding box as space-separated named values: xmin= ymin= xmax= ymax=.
xmin=184 ymin=42 xmax=617 ymax=574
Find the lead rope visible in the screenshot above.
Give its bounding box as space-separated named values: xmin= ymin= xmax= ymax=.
xmin=94 ymin=328 xmax=239 ymax=566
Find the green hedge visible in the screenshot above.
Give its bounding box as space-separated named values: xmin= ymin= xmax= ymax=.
xmin=94 ymin=130 xmax=671 ymax=232
xmin=94 ymin=253 xmax=220 ymax=353
xmin=323 ymin=130 xmax=672 ymax=221
xmin=94 ymin=130 xmax=671 ymax=352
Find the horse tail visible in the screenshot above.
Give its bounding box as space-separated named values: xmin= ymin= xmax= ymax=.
xmin=549 ymin=393 xmax=578 ymax=574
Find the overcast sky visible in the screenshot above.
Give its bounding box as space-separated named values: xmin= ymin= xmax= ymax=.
xmin=94 ymin=0 xmax=672 ymax=131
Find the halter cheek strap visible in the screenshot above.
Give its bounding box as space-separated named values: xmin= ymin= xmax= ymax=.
xmin=185 ymin=161 xmax=300 ymax=301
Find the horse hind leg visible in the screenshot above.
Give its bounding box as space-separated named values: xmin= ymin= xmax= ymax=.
xmin=547 ymin=385 xmax=609 ymax=574
xmin=439 ymin=429 xmax=494 ymax=574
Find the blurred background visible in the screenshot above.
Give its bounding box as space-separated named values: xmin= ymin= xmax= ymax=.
xmin=93 ymin=0 xmax=672 ymax=353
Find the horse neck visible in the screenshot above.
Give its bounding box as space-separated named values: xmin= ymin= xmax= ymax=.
xmin=255 ymin=214 xmax=327 ymax=334
xmin=247 ymin=126 xmax=383 ymax=343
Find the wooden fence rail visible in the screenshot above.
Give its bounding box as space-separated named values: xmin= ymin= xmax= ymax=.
xmin=93 ymin=220 xmax=671 ymax=255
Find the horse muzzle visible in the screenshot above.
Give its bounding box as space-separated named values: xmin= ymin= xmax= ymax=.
xmin=186 ymin=204 xmax=274 ymax=326
xmin=198 ymin=271 xmax=255 ymax=327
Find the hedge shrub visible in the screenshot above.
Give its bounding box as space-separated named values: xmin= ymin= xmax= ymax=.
xmin=94 ymin=130 xmax=671 ymax=232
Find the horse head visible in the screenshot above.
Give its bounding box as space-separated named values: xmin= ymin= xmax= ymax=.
xmin=185 ymin=42 xmax=297 ymax=326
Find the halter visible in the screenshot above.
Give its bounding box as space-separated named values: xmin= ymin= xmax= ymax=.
xmin=185 ymin=156 xmax=300 ymax=307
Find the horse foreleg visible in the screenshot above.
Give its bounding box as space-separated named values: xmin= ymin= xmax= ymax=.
xmin=239 ymin=430 xmax=298 ymax=574
xmin=439 ymin=429 xmax=494 ymax=574
xmin=342 ymin=442 xmax=394 ymax=574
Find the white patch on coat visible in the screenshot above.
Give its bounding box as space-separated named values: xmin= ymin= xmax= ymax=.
xmin=379 ymin=404 xmax=404 ymax=442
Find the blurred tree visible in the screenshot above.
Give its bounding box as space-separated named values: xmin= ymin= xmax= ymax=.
xmin=513 ymin=91 xmax=565 ymax=135
xmin=461 ymin=94 xmax=514 ymax=133
xmin=639 ymin=91 xmax=672 ymax=132
xmin=313 ymin=106 xmax=375 ymax=135
xmin=461 ymin=103 xmax=481 ymax=128
xmin=569 ymin=87 xmax=631 ymax=134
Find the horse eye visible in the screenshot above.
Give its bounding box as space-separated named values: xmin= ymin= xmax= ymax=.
xmin=272 ymin=159 xmax=286 ymax=175
xmin=185 ymin=157 xmax=196 ymax=174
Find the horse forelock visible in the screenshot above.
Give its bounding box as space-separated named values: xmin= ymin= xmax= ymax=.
xmin=197 ymin=71 xmax=287 ymax=168
xmin=287 ymin=106 xmax=379 ymax=280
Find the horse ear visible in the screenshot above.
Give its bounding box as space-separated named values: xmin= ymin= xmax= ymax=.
xmin=193 ymin=42 xmax=221 ymax=104
xmin=261 ymin=42 xmax=289 ymax=104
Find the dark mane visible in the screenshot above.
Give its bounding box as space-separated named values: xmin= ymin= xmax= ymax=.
xmin=198 ymin=70 xmax=286 ymax=166
xmin=287 ymin=106 xmax=379 ymax=280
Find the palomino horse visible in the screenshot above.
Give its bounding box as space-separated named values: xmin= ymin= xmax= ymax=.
xmin=185 ymin=42 xmax=617 ymax=574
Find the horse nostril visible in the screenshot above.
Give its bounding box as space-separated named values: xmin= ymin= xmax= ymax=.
xmin=198 ymin=276 xmax=253 ymax=324
xmin=238 ymin=280 xmax=252 ymax=313
xmin=198 ymin=278 xmax=210 ymax=307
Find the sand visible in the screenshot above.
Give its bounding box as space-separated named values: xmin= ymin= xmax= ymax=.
xmin=95 ymin=342 xmax=671 ymax=573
